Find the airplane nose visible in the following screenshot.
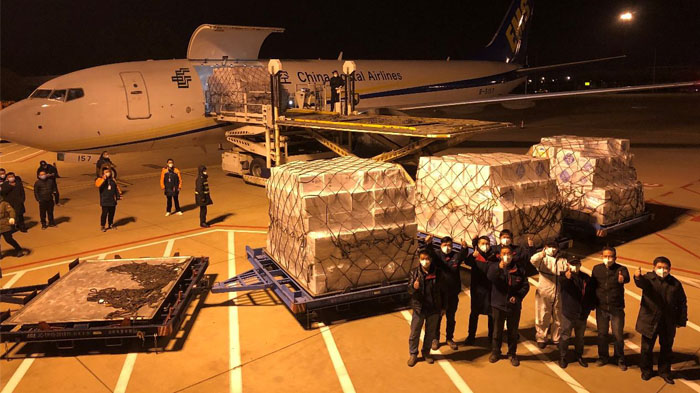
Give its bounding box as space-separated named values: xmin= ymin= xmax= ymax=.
xmin=0 ymin=100 xmax=31 ymax=143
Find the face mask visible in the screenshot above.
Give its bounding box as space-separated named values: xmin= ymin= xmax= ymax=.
xmin=105 ymin=173 xmax=111 ymax=178
xmin=441 ymin=245 xmax=451 ymax=254
xmin=7 ymin=177 xmax=15 ymax=182
xmin=420 ymin=259 xmax=430 ymax=268
xmin=168 ymin=163 xmax=174 ymax=168
xmin=545 ymin=248 xmax=557 ymax=257
xmin=570 ymin=265 xmax=579 ymax=273
xmin=104 ymin=156 xmax=109 ymax=159
xmin=39 ymin=175 xmax=47 ymax=180
xmin=202 ymin=171 xmax=207 ymax=176
xmin=0 ymin=174 xmax=5 ymax=179
xmin=655 ymin=268 xmax=669 ymax=278
xmin=502 ymin=255 xmax=511 ymax=264
xmin=603 ymin=257 xmax=614 ymax=267
xmin=501 ymin=238 xmax=512 ymax=246
xmin=479 ymin=244 xmax=490 ymax=253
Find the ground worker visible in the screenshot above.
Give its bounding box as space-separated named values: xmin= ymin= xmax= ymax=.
xmin=95 ymin=167 xmax=122 ymax=231
xmin=423 ymin=234 xmax=468 ymax=350
xmin=0 ymin=195 xmax=27 ymax=258
xmin=407 ymin=250 xmax=445 ymax=367
xmin=464 ymin=235 xmax=497 ymax=345
xmin=487 ymin=245 xmax=529 ymax=367
xmin=558 ymin=258 xmax=594 ymax=368
xmin=36 ymin=160 xmax=60 ymax=205
xmin=0 ymin=172 xmax=27 ymax=232
xmin=195 ymin=165 xmax=213 ymax=228
xmin=591 ymin=246 xmax=630 ymax=371
xmin=493 ymin=229 xmax=536 ymax=269
xmin=530 ymin=241 xmax=569 ymax=348
xmin=96 ymin=151 xmax=116 ymax=178
xmin=329 ymin=71 xmax=344 ymax=112
xmin=34 ymin=170 xmax=57 ymax=229
xmin=634 ymin=257 xmax=687 ymax=384
xmin=161 ymin=158 xmax=183 ymax=216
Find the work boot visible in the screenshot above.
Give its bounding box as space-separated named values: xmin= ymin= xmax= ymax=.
xmin=15 ymin=249 xmax=28 ymax=258
xmin=596 ymin=357 xmax=608 ymax=367
xmin=489 ymin=352 xmax=500 ymax=363
xmin=431 ymin=339 xmax=439 ymax=351
xmin=577 ymin=356 xmax=588 ymax=368
xmin=101 ymin=226 xmax=107 ymax=232
xmin=423 ymin=353 xmax=434 ymax=364
xmin=447 ymin=339 xmax=458 ymax=350
xmin=537 ymin=341 xmax=547 ymax=349
xmin=176 ymin=211 xmax=183 ymax=216
xmin=559 ymin=358 xmax=568 ymax=369
xmin=509 ymin=354 xmax=520 ymax=367
xmin=42 ymin=225 xmax=48 ymax=230
xmin=407 ymin=354 xmax=418 ymax=367
xmin=661 ymin=374 xmax=674 ymax=385
xmin=464 ymin=336 xmax=475 ymax=346
xmin=641 ymin=372 xmax=652 ymax=381
xmin=618 ymin=359 xmax=627 ymax=371
xmin=200 ymin=223 xmax=210 ymax=228
xmin=165 ymin=212 xmax=171 ymax=217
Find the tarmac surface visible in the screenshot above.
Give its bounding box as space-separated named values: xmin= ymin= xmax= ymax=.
xmin=1 ymin=93 xmax=700 ymax=393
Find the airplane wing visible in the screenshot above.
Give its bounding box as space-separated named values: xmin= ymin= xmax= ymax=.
xmin=515 ymin=55 xmax=626 ymax=73
xmin=401 ymin=81 xmax=699 ymax=110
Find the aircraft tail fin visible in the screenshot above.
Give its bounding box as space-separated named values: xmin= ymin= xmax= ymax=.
xmin=478 ymin=0 xmax=533 ymax=64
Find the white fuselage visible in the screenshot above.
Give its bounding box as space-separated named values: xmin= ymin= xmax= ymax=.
xmin=0 ymin=58 xmax=523 ymax=153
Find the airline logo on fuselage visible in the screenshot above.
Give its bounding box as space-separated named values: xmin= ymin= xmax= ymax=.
xmin=171 ymin=68 xmax=192 ymax=88
xmin=505 ymin=0 xmax=530 ymax=54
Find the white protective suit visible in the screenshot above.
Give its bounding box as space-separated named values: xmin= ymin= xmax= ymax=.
xmin=530 ymin=250 xmax=569 ymax=344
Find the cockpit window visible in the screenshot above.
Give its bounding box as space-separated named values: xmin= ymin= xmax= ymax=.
xmin=30 ymin=89 xmax=52 ymax=99
xmin=49 ymin=89 xmax=67 ymax=101
xmin=67 ymin=88 xmax=84 ymax=101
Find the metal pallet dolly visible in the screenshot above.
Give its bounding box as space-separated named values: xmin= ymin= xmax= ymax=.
xmin=563 ymin=211 xmax=654 ymax=238
xmin=211 ymin=246 xmax=410 ymax=328
xmin=0 ymin=256 xmax=209 ymax=352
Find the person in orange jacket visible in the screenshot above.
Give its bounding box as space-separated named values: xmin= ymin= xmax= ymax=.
xmin=95 ymin=167 xmax=122 ymax=231
xmin=160 ymin=158 xmax=183 ymax=216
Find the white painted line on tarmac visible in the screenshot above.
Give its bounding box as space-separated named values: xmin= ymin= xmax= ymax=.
xmin=2 ymin=228 xmax=266 ymax=277
xmin=0 ymin=272 xmax=34 ymax=393
xmin=97 ymin=253 xmax=107 ymax=260
xmin=228 ymin=230 xmax=243 ymax=393
xmin=521 ymin=340 xmax=590 ymax=393
xmin=0 ymin=358 xmax=36 ymax=393
xmin=0 ymin=149 xmax=45 ymax=163
xmin=2 ymin=271 xmax=25 ymax=289
xmin=0 ymin=146 xmax=30 ymax=156
xmin=318 ymin=323 xmax=356 ymax=393
xmin=113 ymin=353 xmax=138 ymax=393
xmin=163 ymin=239 xmax=175 ymax=258
xmin=400 ymin=310 xmax=473 ymax=393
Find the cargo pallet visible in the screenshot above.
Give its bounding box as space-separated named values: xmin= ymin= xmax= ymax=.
xmin=211 ymin=246 xmax=410 ymax=328
xmin=0 ymin=256 xmax=209 ymax=352
xmin=562 ymin=211 xmax=654 ymax=238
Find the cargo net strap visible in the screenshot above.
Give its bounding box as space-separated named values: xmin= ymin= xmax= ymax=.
xmin=415 ymin=153 xmax=562 ymax=247
xmin=206 ymin=65 xmax=271 ymax=114
xmin=529 ymin=135 xmax=645 ymax=226
xmin=87 ymin=262 xmax=185 ymax=319
xmin=266 ymin=157 xmax=417 ymax=295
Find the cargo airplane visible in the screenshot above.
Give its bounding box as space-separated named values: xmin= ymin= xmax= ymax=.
xmin=0 ymin=0 xmax=696 ymax=154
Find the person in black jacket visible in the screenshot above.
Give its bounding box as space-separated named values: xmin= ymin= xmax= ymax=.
xmin=464 ymin=235 xmax=497 ymax=345
xmin=36 ymin=160 xmax=60 ymax=205
xmin=590 ymin=246 xmax=630 ymax=370
xmin=34 ymin=170 xmax=57 ymax=229
xmin=195 ymin=165 xmax=213 ymax=227
xmin=486 ymin=245 xmax=529 ymax=367
xmin=423 ymin=234 xmax=468 ymax=351
xmin=407 ymin=250 xmax=445 ymax=367
xmin=95 ymin=151 xmax=116 ymax=178
xmin=558 ymin=259 xmax=594 ymax=368
xmin=0 ymin=172 xmax=27 ymax=232
xmin=329 ymin=71 xmax=344 ymax=112
xmin=492 ymin=229 xmax=536 ymax=269
xmin=95 ymin=167 xmax=122 ymax=231
xmin=634 ymin=257 xmax=687 ymax=384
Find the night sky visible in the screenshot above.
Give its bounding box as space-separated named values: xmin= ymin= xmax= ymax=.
xmin=2 ymin=0 xmax=699 ymax=77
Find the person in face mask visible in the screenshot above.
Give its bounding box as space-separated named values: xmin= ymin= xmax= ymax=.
xmin=95 ymin=151 xmax=116 ymax=178
xmin=590 ymin=246 xmax=630 ymax=370
xmin=464 ymin=235 xmax=498 ymax=345
xmin=34 ymin=170 xmax=57 ymax=229
xmin=558 ymin=259 xmax=594 ymax=369
xmin=160 ymin=159 xmax=183 ymax=216
xmin=634 ymin=257 xmax=687 ymax=384
xmin=406 ymin=250 xmax=445 ymax=367
xmin=493 ymin=229 xmax=536 ymax=270
xmin=0 ymin=194 xmax=28 ymax=258
xmin=487 ymin=246 xmax=529 ymax=367
xmin=530 ymin=241 xmax=569 ymax=348
xmin=0 ymin=172 xmax=27 ymax=232
xmin=423 ymin=234 xmax=468 ymax=350
xmin=195 ymin=165 xmax=213 ymax=228
xmin=0 ymin=168 xmax=6 ymax=185
xmin=36 ymin=160 xmax=60 ymax=205
xmin=95 ymin=167 xmax=122 ymax=231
